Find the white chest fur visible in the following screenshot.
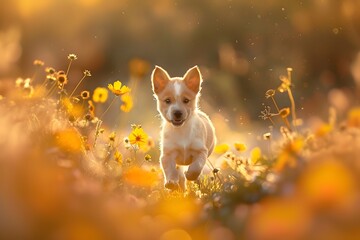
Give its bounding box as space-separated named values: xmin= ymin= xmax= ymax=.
xmin=161 ymin=116 xmax=207 ymax=165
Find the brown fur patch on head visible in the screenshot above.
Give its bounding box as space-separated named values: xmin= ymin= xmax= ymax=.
xmin=155 ymin=78 xmax=198 ymax=124
xmin=151 ymin=66 xmax=170 ymax=94
xmin=183 ymin=66 xmax=202 ymax=93
xmin=156 ymin=79 xmax=197 ymax=102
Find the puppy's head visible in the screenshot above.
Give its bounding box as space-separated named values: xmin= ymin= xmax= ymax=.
xmin=151 ymin=66 xmax=202 ymax=127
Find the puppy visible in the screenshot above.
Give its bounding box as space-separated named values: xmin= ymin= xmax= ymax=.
xmin=151 ymin=66 xmax=216 ymax=190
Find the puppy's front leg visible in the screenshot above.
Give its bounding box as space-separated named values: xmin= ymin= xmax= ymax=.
xmin=160 ymin=151 xmax=180 ymax=190
xmin=185 ymin=150 xmax=207 ymax=181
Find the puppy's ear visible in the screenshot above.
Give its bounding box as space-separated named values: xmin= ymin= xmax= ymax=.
xmin=183 ymin=66 xmax=202 ymax=93
xmin=151 ymin=66 xmax=170 ymax=94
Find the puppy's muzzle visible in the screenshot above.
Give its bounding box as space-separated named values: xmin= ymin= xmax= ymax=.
xmin=171 ymin=110 xmax=185 ymax=126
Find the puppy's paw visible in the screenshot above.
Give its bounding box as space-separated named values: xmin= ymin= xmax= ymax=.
xmin=165 ymin=180 xmax=180 ymax=190
xmin=185 ymin=170 xmax=200 ymax=181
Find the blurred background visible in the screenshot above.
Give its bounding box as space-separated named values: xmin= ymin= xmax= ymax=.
xmin=1 ymin=0 xmax=360 ymax=142
xmin=1 ymin=1 xmax=360 ymax=239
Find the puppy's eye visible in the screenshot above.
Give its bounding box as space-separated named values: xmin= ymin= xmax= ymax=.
xmin=164 ymin=98 xmax=171 ymax=104
xmin=183 ymin=98 xmax=190 ymax=104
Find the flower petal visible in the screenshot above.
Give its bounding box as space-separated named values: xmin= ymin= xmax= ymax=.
xmin=113 ymin=81 xmax=122 ymax=90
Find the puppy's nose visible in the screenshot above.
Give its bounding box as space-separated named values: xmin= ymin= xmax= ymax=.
xmin=173 ymin=110 xmax=183 ymax=119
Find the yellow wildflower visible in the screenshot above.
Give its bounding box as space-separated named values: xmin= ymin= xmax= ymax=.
xmin=108 ymin=80 xmax=131 ymax=96
xmin=33 ymin=59 xmax=44 ymax=66
xmin=144 ymin=154 xmax=152 ymax=161
xmin=234 ymin=142 xmax=247 ymax=152
xmin=15 ymin=77 xmax=25 ymax=88
xmin=114 ymin=151 xmax=123 ymax=165
xmin=220 ymin=160 xmax=230 ymax=170
xmin=80 ymin=90 xmax=90 ymax=100
xmin=250 ymin=147 xmax=262 ymax=164
xmin=263 ymin=132 xmax=271 ymax=140
xmin=83 ymin=70 xmax=91 ymax=77
xmin=92 ymin=87 xmax=108 ymax=103
xmin=140 ymin=137 xmax=155 ymax=152
xmin=120 ymin=94 xmax=133 ymax=112
xmin=57 ymin=73 xmax=68 ymax=85
xmin=123 ymin=137 xmax=131 ymax=149
xmin=45 ymin=67 xmax=56 ymax=74
xmin=129 ymin=126 xmax=148 ymax=148
xmin=68 ymin=54 xmax=77 ymax=60
xmin=46 ymin=75 xmax=56 ymax=82
xmin=278 ymin=75 xmax=291 ymax=93
xmin=214 ymin=143 xmax=230 ymax=154
xmin=265 ymin=89 xmax=275 ymax=98
xmin=274 ymin=138 xmax=304 ymax=172
xmin=147 ymin=137 xmax=155 ymax=148
xmin=109 ymin=132 xmax=116 ymax=141
xmin=315 ymin=123 xmax=332 ymax=137
xmin=131 ymin=124 xmax=141 ymax=130
xmin=61 ymin=98 xmax=84 ymax=118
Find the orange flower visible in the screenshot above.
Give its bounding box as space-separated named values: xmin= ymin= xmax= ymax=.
xmin=315 ymin=123 xmax=332 ymax=137
xmin=274 ymin=138 xmax=304 ymax=172
xmin=247 ymin=197 xmax=310 ymax=240
xmin=347 ymin=107 xmax=360 ymax=127
xmin=122 ymin=166 xmax=159 ymax=187
xmin=298 ymin=159 xmax=356 ymax=210
xmin=88 ymin=100 xmax=95 ymax=117
xmin=128 ymin=58 xmax=150 ymax=79
xmin=55 ymin=128 xmax=83 ymax=153
xmin=62 ymin=98 xmax=84 ymax=118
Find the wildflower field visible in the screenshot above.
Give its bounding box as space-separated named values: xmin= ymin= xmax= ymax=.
xmin=1 ymin=1 xmax=360 ymax=240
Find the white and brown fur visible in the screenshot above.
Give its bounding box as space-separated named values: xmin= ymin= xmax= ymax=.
xmin=151 ymin=66 xmax=216 ymax=190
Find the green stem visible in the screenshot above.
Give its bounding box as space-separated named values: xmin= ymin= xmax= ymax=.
xmin=41 ymin=77 xmax=49 ymax=88
xmin=206 ymin=160 xmax=223 ymax=184
xmin=287 ymin=88 xmax=297 ymax=132
xmin=32 ymin=66 xmax=40 ymax=83
xmin=271 ymin=96 xmax=280 ymax=112
xmin=99 ymin=95 xmax=117 ymax=120
xmin=66 ymin=60 xmax=73 ymax=76
xmin=69 ymin=74 xmax=86 ymax=98
xmin=268 ymin=139 xmax=272 ymax=159
xmin=268 ymin=117 xmax=276 ymax=126
xmin=46 ymin=82 xmax=57 ymax=97
xmin=283 ymin=116 xmax=291 ymax=130
xmin=59 ymin=83 xmax=65 ymax=101
xmin=93 ymin=119 xmax=103 ymax=148
xmin=272 ymin=96 xmax=290 ymax=130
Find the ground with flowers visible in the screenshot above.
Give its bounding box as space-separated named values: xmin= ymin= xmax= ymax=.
xmin=0 ymin=55 xmax=359 ymax=240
